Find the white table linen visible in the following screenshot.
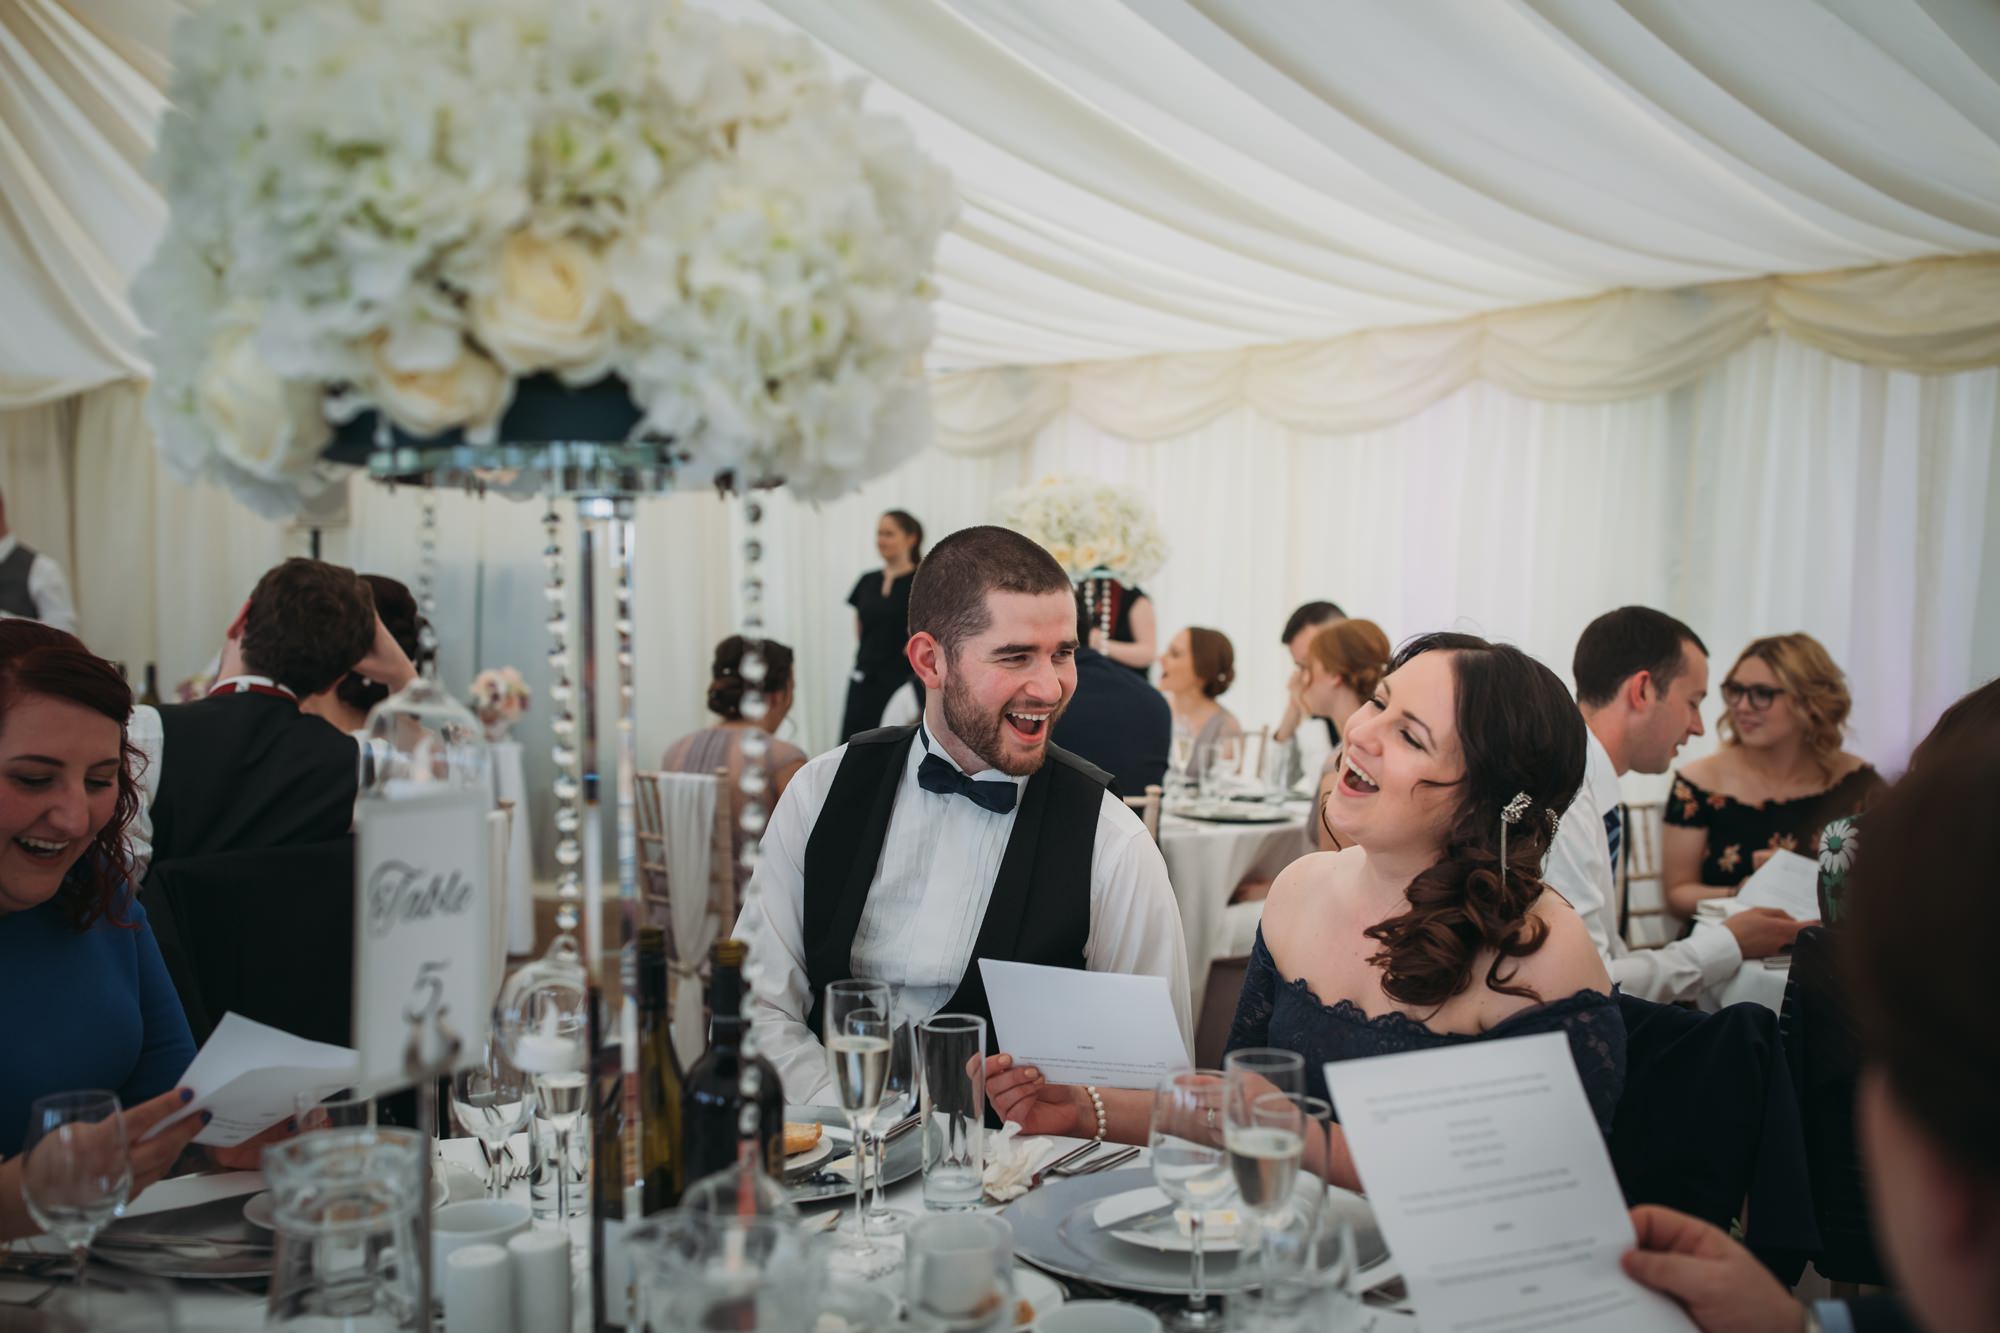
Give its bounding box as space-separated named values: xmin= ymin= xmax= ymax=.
xmin=1158 ymin=804 xmax=1312 ymax=1017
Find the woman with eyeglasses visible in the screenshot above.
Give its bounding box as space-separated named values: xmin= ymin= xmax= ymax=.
xmin=1661 ymin=633 xmax=1884 ymax=921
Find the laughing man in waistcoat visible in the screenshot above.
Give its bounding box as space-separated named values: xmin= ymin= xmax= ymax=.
xmin=738 ymin=525 xmax=1191 ymax=1104
xmin=128 ymin=558 xmax=416 ymax=873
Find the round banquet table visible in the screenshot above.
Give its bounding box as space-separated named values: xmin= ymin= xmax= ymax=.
xmin=1158 ymin=801 xmax=1314 ymax=1018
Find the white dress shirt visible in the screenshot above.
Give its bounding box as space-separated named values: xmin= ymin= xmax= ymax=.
xmin=0 ymin=534 xmax=78 ymax=636
xmin=1543 ymin=728 xmax=1741 ymax=1004
xmin=737 ymin=727 xmax=1193 ymax=1103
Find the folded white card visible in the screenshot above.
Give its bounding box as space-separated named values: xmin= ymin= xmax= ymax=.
xmin=978 ymin=960 xmax=1190 ymax=1089
xmin=1324 ymin=1031 xmax=1695 ymax=1333
xmin=1731 ymin=848 xmax=1821 ymax=920
xmin=145 ymin=1012 xmax=359 ymax=1148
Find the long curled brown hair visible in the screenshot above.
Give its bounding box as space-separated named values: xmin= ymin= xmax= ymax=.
xmin=0 ymin=621 xmax=141 ymax=931
xmin=1361 ymin=633 xmax=1587 ymax=1009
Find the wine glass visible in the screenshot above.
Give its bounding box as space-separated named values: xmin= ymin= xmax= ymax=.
xmin=1200 ymin=734 xmax=1243 ymax=801
xmin=493 ymin=945 xmax=590 ymax=1225
xmin=824 ymin=979 xmax=894 ymax=1271
xmin=451 ymin=1040 xmax=536 ymax=1198
xmin=1222 ymin=1047 xmax=1304 ymax=1100
xmin=1148 ymin=1072 xmax=1231 ymax=1331
xmin=1226 ymin=1088 xmax=1305 ymax=1327
xmin=21 ymin=1091 xmax=133 ymax=1292
xmin=856 ymin=1011 xmax=918 ymax=1236
xmin=1168 ymin=724 xmax=1196 ymax=799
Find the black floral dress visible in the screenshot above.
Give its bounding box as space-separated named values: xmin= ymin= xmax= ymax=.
xmin=1663 ymin=765 xmax=1885 ymax=888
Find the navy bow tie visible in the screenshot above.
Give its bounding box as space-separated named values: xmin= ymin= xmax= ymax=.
xmin=917 ymin=752 xmax=1017 ymax=814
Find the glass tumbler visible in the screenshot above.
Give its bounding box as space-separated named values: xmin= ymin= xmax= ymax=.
xmin=264 ymin=1126 xmax=426 ymax=1331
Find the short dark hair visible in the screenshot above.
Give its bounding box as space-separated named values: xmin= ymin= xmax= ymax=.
xmin=909 ymin=526 xmax=1072 ymax=660
xmin=1281 ymin=601 xmax=1346 ymax=644
xmin=239 ymin=558 xmax=377 ymax=698
xmin=335 ymin=575 xmax=429 ymax=716
xmin=1572 ymin=606 xmax=1708 ymax=708
xmin=708 ymin=635 xmax=795 ymax=720
xmin=1843 ymin=732 xmax=2000 ymax=1181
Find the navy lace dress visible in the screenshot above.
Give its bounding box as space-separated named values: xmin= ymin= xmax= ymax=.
xmin=1226 ymin=928 xmax=1628 ymax=1135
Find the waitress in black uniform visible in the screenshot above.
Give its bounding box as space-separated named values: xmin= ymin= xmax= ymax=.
xmin=840 ymin=510 xmax=923 ymax=740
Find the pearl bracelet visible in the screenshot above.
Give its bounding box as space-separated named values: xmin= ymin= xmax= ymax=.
xmin=1085 ymin=1085 xmax=1107 ymax=1141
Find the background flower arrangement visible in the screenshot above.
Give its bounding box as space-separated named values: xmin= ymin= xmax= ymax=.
xmin=132 ymin=0 xmax=955 ymax=516
xmin=996 ymin=473 xmax=1168 ymax=586
xmin=469 ymin=666 xmax=533 ymax=742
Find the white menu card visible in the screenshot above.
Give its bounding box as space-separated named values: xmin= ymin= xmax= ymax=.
xmin=1324 ymin=1032 xmax=1695 ymax=1333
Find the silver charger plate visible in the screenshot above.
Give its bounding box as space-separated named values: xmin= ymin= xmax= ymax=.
xmin=1000 ymin=1167 xmax=1385 ymax=1298
xmin=1166 ymin=801 xmax=1299 ymax=824
xmin=784 ymin=1103 xmax=922 ymax=1205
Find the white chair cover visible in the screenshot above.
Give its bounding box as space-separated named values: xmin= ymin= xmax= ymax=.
xmin=656 ymin=771 xmax=720 ymax=1063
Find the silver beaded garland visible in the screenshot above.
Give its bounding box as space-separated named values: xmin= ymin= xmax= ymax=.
xmin=416 ymin=494 xmax=441 ymax=677
xmin=545 ymin=497 xmax=583 ymax=937
xmin=736 ymin=493 xmax=769 ymax=1140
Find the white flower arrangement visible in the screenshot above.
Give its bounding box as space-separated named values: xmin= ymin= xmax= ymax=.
xmin=133 ymin=0 xmax=955 ymax=517
xmin=469 ymin=666 xmax=532 ymax=741
xmin=995 ymin=474 xmax=1168 ymax=585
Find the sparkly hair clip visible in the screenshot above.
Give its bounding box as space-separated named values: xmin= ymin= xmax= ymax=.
xmin=1499 ymin=791 xmax=1533 ymax=888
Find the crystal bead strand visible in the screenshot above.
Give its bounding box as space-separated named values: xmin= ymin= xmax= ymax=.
xmin=416 ymin=493 xmax=441 ymax=679
xmin=545 ymin=498 xmax=583 ymax=940
xmin=735 ymin=495 xmax=771 ymax=1143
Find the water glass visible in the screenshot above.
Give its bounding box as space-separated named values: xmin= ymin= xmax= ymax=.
xmin=917 ymin=1014 xmax=987 ymax=1211
xmin=20 ymin=1091 xmax=132 ymax=1289
xmin=630 ymin=1210 xmax=826 ymax=1331
xmin=1148 ymin=1072 xmax=1230 ymax=1332
xmin=264 ymin=1127 xmax=426 ymax=1331
xmin=450 ymin=1040 xmax=535 ymax=1198
xmin=904 ymin=1214 xmax=1015 ymax=1332
xmin=1226 ymin=1090 xmax=1304 ymax=1325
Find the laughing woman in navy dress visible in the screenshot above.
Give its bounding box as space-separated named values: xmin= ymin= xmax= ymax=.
xmin=983 ymin=633 xmax=1623 ymax=1190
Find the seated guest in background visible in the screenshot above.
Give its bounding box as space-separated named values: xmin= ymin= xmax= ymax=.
xmin=1271 ymin=599 xmax=1345 ymax=786
xmin=1157 ymin=626 xmax=1243 ymax=778
xmin=991 ymin=633 xmax=1618 ymax=1185
xmin=0 ymin=488 xmax=78 ymax=637
xmin=0 ymin=622 xmax=205 ymax=1238
xmin=662 ymin=636 xmax=809 ymax=899
xmin=1050 ymin=588 xmax=1172 ymax=798
xmin=1624 ymin=734 xmax=2000 ymax=1333
xmin=1300 ymin=618 xmax=1392 ymax=852
xmin=738 ymin=526 xmax=1189 ymax=1102
xmin=1663 ymin=632 xmax=1883 ymax=920
xmin=1545 ymin=608 xmax=1805 ymax=1004
xmin=299 ymin=574 xmax=431 ymax=736
xmin=129 ymin=558 xmax=414 ymax=870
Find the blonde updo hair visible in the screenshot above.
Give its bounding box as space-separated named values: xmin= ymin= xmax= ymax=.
xmin=1308 ymin=619 xmax=1392 ymax=700
xmin=1719 ymin=632 xmax=1852 ymax=774
xmin=1185 ymin=627 xmax=1236 ymax=699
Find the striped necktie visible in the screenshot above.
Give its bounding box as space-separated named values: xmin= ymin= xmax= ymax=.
xmin=1604 ymin=806 xmax=1624 ymax=877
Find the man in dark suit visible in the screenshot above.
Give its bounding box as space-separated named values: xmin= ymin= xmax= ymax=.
xmin=130 ymin=558 xmax=414 ymax=869
xmin=1051 ymin=589 xmax=1171 ymax=798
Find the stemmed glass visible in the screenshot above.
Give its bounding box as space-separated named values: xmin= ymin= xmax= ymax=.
xmin=451 ymin=1039 xmax=536 ymax=1198
xmin=21 ymin=1091 xmax=133 ymax=1293
xmin=493 ymin=947 xmax=591 ymax=1226
xmin=824 ymin=979 xmax=894 ymax=1272
xmin=1200 ymin=734 xmax=1243 ymax=801
xmin=1148 ymin=1072 xmax=1231 ymax=1331
xmin=1226 ymin=1088 xmax=1306 ymax=1327
xmin=854 ymin=1011 xmax=918 ymax=1237
xmin=1168 ymin=723 xmax=1196 ymax=800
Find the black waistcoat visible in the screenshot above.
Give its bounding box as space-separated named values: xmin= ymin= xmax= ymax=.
xmin=150 ymin=694 xmax=360 ymax=865
xmin=0 ymin=543 xmax=39 ymax=620
xmin=802 ymin=726 xmax=1109 ymax=1046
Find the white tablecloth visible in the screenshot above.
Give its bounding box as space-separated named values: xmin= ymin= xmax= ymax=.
xmin=492 ymin=739 xmax=538 ymax=956
xmin=1690 ymin=906 xmax=1792 ymax=1016
xmin=1159 ymin=804 xmax=1313 ymax=1017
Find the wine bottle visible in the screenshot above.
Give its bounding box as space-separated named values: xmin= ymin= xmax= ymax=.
xmin=588 ymin=962 xmax=641 ymax=1330
xmin=635 ymin=926 xmax=685 ymax=1212
xmin=139 ymin=663 xmax=163 ymax=708
xmin=681 ymin=938 xmax=784 ymax=1183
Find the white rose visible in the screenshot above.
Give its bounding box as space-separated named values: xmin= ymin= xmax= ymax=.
xmin=470 ymin=230 xmax=616 ymax=377
xmin=368 ymin=336 xmax=510 ymax=438
xmin=193 ymin=322 xmax=330 ymax=481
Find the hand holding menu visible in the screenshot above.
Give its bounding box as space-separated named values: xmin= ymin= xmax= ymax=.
xmin=979 ymin=960 xmax=1190 ymax=1089
xmin=1731 ymin=848 xmax=1821 ymax=920
xmin=1324 ymin=1031 xmax=1696 ymax=1333
xmin=145 ymin=1012 xmax=359 ymax=1148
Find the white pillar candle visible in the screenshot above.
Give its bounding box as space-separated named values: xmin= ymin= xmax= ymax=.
xmin=444 ymin=1242 xmax=513 ymax=1333
xmin=509 ymin=1228 xmax=572 ymax=1333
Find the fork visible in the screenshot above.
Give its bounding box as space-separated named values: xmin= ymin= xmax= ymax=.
xmin=1056 ymin=1145 xmax=1138 ymax=1176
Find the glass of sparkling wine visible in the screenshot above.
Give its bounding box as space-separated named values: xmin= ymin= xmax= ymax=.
xmin=451 ymin=1039 xmax=536 ymax=1198
xmin=1148 ymin=1072 xmax=1231 ymax=1332
xmin=21 ymin=1091 xmax=133 ymax=1294
xmin=825 ymin=979 xmax=894 ymax=1263
xmin=1227 ymin=1088 xmax=1306 ymax=1328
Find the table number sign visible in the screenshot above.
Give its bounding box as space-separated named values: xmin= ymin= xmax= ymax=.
xmin=353 ymin=785 xmax=494 ymax=1090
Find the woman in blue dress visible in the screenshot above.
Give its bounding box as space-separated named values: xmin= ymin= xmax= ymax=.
xmin=987 ymin=632 xmax=1624 ymax=1189
xmin=0 ymin=622 xmax=212 ymax=1240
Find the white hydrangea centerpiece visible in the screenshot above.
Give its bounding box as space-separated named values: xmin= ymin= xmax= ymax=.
xmin=133 ymin=0 xmax=955 ymax=516
xmin=996 ymin=473 xmax=1168 ymax=586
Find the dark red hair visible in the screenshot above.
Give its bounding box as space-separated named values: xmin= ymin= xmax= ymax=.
xmin=0 ymin=621 xmax=140 ymax=930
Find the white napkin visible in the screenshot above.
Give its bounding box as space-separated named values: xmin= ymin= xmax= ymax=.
xmin=980 ymin=1124 xmax=1053 ymax=1202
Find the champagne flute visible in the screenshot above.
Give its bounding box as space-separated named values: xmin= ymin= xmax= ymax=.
xmin=1148 ymin=1072 xmax=1230 ymax=1331
xmin=1226 ymin=1089 xmax=1305 ymax=1328
xmin=451 ymin=1040 xmax=536 ymax=1198
xmin=825 ymin=979 xmax=894 ymax=1268
xmin=21 ymin=1091 xmax=133 ymax=1293
xmin=857 ymin=1013 xmax=918 ymax=1236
